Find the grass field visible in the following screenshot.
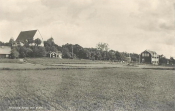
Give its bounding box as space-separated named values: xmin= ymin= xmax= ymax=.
xmin=26 ymin=58 xmax=107 ymax=65
xmin=0 ymin=58 xmax=113 ymax=66
xmin=0 ymin=68 xmax=174 ymax=111
xmin=0 ymin=59 xmax=22 ymax=63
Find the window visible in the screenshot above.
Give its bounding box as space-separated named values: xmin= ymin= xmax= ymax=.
xmin=142 ymin=53 xmax=144 ymax=57
xmin=146 ymin=53 xmax=149 ymax=57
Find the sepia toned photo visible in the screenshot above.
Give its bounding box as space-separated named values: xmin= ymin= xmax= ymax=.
xmin=0 ymin=0 xmax=175 ymax=111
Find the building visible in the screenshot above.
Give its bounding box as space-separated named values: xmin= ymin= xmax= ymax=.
xmin=166 ymin=59 xmax=174 ymax=65
xmin=15 ymin=30 xmax=44 ymax=46
xmin=48 ymin=51 xmax=62 ymax=59
xmin=0 ymin=46 xmax=11 ymax=58
xmin=140 ymin=50 xmax=159 ymax=65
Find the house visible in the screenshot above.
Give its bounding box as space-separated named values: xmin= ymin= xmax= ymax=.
xmin=0 ymin=46 xmax=11 ymax=58
xmin=166 ymin=59 xmax=174 ymax=65
xmin=48 ymin=51 xmax=62 ymax=59
xmin=140 ymin=50 xmax=159 ymax=65
xmin=15 ymin=30 xmax=44 ymax=46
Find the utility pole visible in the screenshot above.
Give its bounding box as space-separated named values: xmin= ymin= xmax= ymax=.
xmin=72 ymin=44 xmax=73 ymax=59
xmin=139 ymin=54 xmax=140 ymax=64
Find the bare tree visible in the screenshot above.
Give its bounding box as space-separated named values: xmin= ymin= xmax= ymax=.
xmin=96 ymin=42 xmax=109 ymax=51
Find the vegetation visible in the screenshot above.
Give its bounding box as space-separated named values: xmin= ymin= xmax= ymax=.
xmin=34 ymin=38 xmax=42 ymax=46
xmin=11 ymin=48 xmax=19 ymax=59
xmin=9 ymin=37 xmax=15 ymax=48
xmin=0 ymin=69 xmax=174 ymax=110
xmin=25 ymin=58 xmax=107 ymax=65
xmin=1 ymin=37 xmax=139 ymax=61
xmin=1 ymin=37 xmax=175 ymax=64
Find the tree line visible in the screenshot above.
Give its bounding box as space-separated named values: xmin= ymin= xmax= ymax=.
xmin=1 ymin=37 xmax=175 ymax=64
xmin=0 ymin=37 xmax=141 ymax=62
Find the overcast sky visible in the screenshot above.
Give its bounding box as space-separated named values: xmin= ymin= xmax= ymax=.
xmin=0 ymin=0 xmax=174 ymax=58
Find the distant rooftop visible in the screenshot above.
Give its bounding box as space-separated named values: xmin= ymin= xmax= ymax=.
xmin=16 ymin=30 xmax=37 ymax=42
xmin=0 ymin=46 xmax=11 ymax=54
xmin=144 ymin=50 xmax=158 ymax=56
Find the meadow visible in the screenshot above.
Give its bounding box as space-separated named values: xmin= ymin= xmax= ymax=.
xmin=0 ymin=68 xmax=174 ymax=111
xmin=26 ymin=58 xmax=107 ymax=65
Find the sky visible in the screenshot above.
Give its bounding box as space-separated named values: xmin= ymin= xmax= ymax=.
xmin=0 ymin=0 xmax=174 ymax=58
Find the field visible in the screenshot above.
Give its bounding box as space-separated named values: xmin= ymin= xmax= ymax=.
xmin=25 ymin=58 xmax=108 ymax=65
xmin=0 ymin=68 xmax=174 ymax=111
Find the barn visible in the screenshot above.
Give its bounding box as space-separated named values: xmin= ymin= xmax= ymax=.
xmin=15 ymin=30 xmax=44 ymax=46
xmin=0 ymin=46 xmax=11 ymax=58
xmin=140 ymin=50 xmax=159 ymax=65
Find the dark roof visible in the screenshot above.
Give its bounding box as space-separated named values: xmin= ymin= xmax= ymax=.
xmin=142 ymin=50 xmax=158 ymax=56
xmin=0 ymin=46 xmax=11 ymax=54
xmin=16 ymin=30 xmax=37 ymax=42
xmin=146 ymin=50 xmax=157 ymax=56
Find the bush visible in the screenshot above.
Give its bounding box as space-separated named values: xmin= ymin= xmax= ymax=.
xmin=31 ymin=46 xmax=46 ymax=57
xmin=11 ymin=48 xmax=19 ymax=59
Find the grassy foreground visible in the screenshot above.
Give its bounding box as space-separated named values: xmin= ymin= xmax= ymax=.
xmin=0 ymin=68 xmax=174 ymax=111
xmin=0 ymin=58 xmax=110 ymax=65
xmin=26 ymin=58 xmax=106 ymax=65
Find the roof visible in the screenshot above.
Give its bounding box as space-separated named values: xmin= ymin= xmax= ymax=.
xmin=49 ymin=51 xmax=62 ymax=54
xmin=16 ymin=30 xmax=37 ymax=42
xmin=144 ymin=50 xmax=158 ymax=56
xmin=0 ymin=46 xmax=11 ymax=54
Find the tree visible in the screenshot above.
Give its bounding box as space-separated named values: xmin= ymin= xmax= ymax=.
xmin=16 ymin=46 xmax=32 ymax=58
xmin=37 ymin=46 xmax=46 ymax=57
xmin=17 ymin=46 xmax=28 ymax=58
xmin=34 ymin=38 xmax=42 ymax=46
xmin=44 ymin=37 xmax=54 ymax=47
xmin=62 ymin=47 xmax=71 ymax=58
xmin=11 ymin=48 xmax=19 ymax=59
xmin=9 ymin=38 xmax=15 ymax=47
xmin=31 ymin=46 xmax=46 ymax=57
xmin=115 ymin=51 xmax=122 ymax=61
xmin=96 ymin=42 xmax=109 ymax=52
xmin=54 ymin=44 xmax=62 ymax=51
xmin=44 ymin=37 xmax=61 ymax=53
xmin=120 ymin=52 xmax=127 ymax=61
xmin=170 ymin=57 xmax=174 ymax=61
xmin=108 ymin=50 xmax=116 ymax=60
xmin=159 ymin=55 xmax=167 ymax=65
xmin=0 ymin=41 xmax=3 ymax=46
xmin=83 ymin=49 xmax=91 ymax=59
xmin=27 ymin=38 xmax=34 ymax=45
xmin=130 ymin=53 xmax=139 ymax=62
xmin=170 ymin=57 xmax=175 ymax=64
xmin=96 ymin=43 xmax=109 ymax=60
xmin=95 ymin=50 xmax=102 ymax=60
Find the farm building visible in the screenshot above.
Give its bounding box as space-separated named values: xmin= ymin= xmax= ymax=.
xmin=0 ymin=46 xmax=11 ymax=58
xmin=48 ymin=51 xmax=62 ymax=58
xmin=16 ymin=30 xmax=44 ymax=46
xmin=166 ymin=59 xmax=174 ymax=65
xmin=140 ymin=50 xmax=159 ymax=65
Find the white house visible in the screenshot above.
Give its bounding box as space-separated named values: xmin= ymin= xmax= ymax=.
xmin=48 ymin=51 xmax=62 ymax=59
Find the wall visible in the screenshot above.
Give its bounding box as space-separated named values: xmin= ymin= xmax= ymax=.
xmin=0 ymin=54 xmax=10 ymax=58
xmin=140 ymin=51 xmax=151 ymax=64
xmin=33 ymin=31 xmax=44 ymax=46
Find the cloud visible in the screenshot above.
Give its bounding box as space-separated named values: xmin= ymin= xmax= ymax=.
xmin=136 ymin=0 xmax=175 ymax=31
xmin=0 ymin=0 xmax=174 ymax=58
